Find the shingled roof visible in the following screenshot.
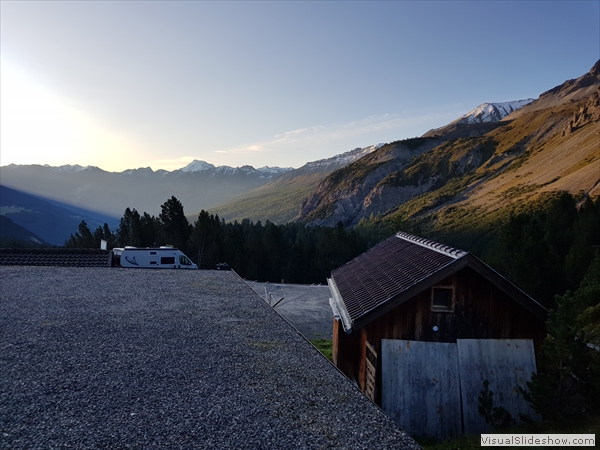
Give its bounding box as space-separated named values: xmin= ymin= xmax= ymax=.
xmin=0 ymin=248 xmax=111 ymax=267
xmin=328 ymin=231 xmax=547 ymax=332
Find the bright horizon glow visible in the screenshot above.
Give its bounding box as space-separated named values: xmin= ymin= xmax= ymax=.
xmin=1 ymin=63 xmax=147 ymax=171
xmin=1 ymin=1 xmax=598 ymax=172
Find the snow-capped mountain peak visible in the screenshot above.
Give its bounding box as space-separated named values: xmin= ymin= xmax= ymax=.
xmin=257 ymin=166 xmax=294 ymax=175
xmin=456 ymin=99 xmax=536 ymax=125
xmin=44 ymin=164 xmax=90 ymax=172
xmin=180 ymin=160 xmax=216 ymax=172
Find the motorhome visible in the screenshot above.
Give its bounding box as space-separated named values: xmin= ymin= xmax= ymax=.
xmin=111 ymin=247 xmax=198 ymax=269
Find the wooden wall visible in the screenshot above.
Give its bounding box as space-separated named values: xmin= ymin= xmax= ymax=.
xmin=332 ymin=266 xmax=547 ymax=403
xmin=380 ymin=339 xmax=540 ymax=438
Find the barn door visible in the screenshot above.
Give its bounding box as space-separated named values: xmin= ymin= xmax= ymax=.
xmin=380 ymin=339 xmax=538 ymax=439
xmin=381 ymin=340 xmax=462 ymax=439
xmin=457 ymin=339 xmax=540 ymax=434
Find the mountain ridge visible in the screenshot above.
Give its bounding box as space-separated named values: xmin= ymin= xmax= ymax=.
xmin=296 ymin=61 xmax=600 ymax=232
xmin=0 ymin=185 xmax=117 ymax=245
xmin=0 ymin=144 xmax=384 ymax=222
xmin=2 ymin=61 xmax=598 ymax=235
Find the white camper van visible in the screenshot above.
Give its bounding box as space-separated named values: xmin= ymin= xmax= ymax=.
xmin=111 ymin=247 xmax=198 ymax=269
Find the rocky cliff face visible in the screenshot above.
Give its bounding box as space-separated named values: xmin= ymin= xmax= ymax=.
xmin=564 ymin=89 xmax=600 ymax=136
xmin=297 ymin=137 xmax=442 ymax=226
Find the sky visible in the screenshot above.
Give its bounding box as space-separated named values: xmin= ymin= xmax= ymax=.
xmin=1 ymin=1 xmax=598 ymax=172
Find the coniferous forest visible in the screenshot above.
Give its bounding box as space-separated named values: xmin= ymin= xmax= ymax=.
xmin=65 ymin=195 xmax=370 ymax=285
xmin=65 ymin=193 xmax=600 ymax=307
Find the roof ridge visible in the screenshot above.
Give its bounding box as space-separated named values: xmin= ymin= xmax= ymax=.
xmin=394 ymin=231 xmax=467 ymax=259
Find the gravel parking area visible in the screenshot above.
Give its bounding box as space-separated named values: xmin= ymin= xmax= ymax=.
xmin=0 ymin=266 xmax=420 ymax=449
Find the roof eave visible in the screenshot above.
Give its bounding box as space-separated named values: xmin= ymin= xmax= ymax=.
xmin=328 ymin=278 xmax=354 ymax=333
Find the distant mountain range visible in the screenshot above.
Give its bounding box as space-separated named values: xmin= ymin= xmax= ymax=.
xmin=0 ymin=143 xmax=384 ymax=224
xmin=180 ymin=160 xmax=293 ymax=175
xmin=2 ymin=60 xmax=598 ymax=246
xmin=0 ymin=162 xmax=291 ymax=220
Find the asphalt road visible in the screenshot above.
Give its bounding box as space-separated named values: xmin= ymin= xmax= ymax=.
xmin=244 ymin=281 xmax=333 ymax=340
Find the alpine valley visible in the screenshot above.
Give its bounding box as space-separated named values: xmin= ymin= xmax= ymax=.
xmin=1 ymin=60 xmax=598 ymax=246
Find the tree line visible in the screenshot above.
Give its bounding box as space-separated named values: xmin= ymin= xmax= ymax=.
xmin=65 ymin=195 xmax=369 ymax=284
xmin=66 ymin=193 xmax=600 ymax=298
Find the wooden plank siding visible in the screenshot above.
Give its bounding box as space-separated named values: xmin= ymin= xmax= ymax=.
xmin=332 ymin=317 xmax=362 ymax=382
xmin=364 ymin=268 xmax=546 ymax=348
xmin=381 ymin=340 xmax=463 ymax=439
xmin=457 ymin=339 xmax=540 ymax=434
xmin=333 ymin=266 xmax=546 ymax=406
xmin=381 ymin=339 xmax=539 ymax=438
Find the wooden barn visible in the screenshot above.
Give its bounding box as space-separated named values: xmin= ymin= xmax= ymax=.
xmin=328 ymin=232 xmax=548 ymax=438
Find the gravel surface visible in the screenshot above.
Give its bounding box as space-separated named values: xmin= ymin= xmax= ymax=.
xmin=0 ymin=266 xmax=420 ymax=449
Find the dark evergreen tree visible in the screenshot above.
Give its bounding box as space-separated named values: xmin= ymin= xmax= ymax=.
xmin=65 ymin=220 xmax=96 ymax=248
xmin=189 ymin=210 xmax=224 ymax=268
xmin=139 ymin=212 xmax=162 ymax=247
xmin=92 ymin=223 xmax=117 ymax=249
xmin=159 ymin=196 xmax=191 ymax=251
xmin=116 ymin=207 xmax=142 ymax=247
xmin=525 ymin=254 xmax=600 ymax=419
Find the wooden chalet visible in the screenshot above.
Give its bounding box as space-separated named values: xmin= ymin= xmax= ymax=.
xmin=328 ymin=232 xmax=548 ymax=437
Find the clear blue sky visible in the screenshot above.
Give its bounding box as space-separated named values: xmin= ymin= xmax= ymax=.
xmin=1 ymin=1 xmax=598 ymax=172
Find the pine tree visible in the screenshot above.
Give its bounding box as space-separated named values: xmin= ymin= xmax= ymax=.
xmin=64 ymin=220 xmax=96 ymax=248
xmin=116 ymin=208 xmax=142 ymax=247
xmin=159 ymin=196 xmax=191 ymax=251
xmin=525 ymin=254 xmax=600 ymax=419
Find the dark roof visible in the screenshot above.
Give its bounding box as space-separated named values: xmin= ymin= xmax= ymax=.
xmin=329 ymin=232 xmax=547 ymax=332
xmin=0 ymin=248 xmax=111 ymax=267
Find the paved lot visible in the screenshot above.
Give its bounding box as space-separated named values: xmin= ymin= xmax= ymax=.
xmin=245 ymin=281 xmax=333 ymax=340
xmin=0 ymin=266 xmax=419 ymax=449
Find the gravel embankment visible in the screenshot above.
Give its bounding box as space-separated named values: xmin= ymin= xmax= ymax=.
xmin=0 ymin=266 xmax=420 ymax=449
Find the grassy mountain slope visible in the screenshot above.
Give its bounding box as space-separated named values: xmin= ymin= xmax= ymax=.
xmin=296 ymin=61 xmax=600 ymax=244
xmin=0 ymin=185 xmax=117 ymax=246
xmin=208 ymin=173 xmax=322 ymax=224
xmin=208 ymin=145 xmax=383 ymax=223
xmin=0 ymin=215 xmax=49 ymax=248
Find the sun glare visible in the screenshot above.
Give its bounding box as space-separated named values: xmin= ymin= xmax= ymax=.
xmin=1 ymin=64 xmax=141 ymax=171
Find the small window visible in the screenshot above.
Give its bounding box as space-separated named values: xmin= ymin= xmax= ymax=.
xmin=161 ymin=256 xmax=175 ymax=265
xmin=431 ymin=286 xmax=454 ymax=312
xmin=150 ymin=252 xmax=157 ymax=255
xmin=179 ymin=255 xmax=192 ymax=265
xmin=150 ymin=261 xmax=157 ymax=265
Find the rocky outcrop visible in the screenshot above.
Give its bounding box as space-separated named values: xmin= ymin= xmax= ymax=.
xmin=563 ymin=88 xmax=600 ymax=136
xmin=297 ymin=138 xmax=442 ymax=226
